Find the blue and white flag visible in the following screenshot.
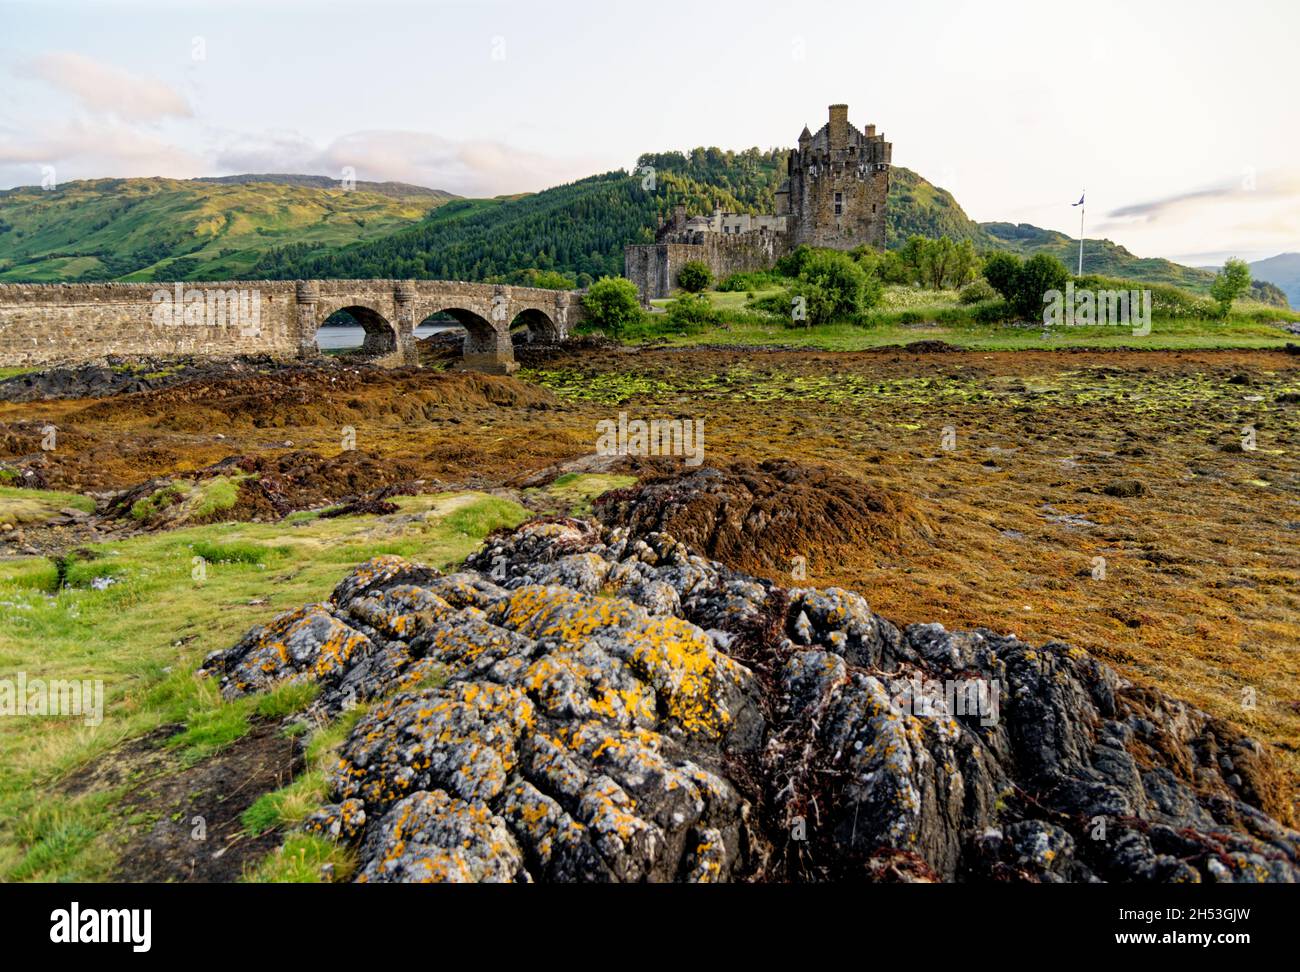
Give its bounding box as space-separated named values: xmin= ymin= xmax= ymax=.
xmin=1072 ymin=192 xmax=1085 ymax=206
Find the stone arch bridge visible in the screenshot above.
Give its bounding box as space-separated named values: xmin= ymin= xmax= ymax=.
xmin=0 ymin=279 xmax=586 ymax=373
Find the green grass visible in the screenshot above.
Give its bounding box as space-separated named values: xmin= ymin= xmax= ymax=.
xmin=645 ymin=284 xmax=1298 ymax=351
xmin=525 ymin=472 xmax=637 ymax=516
xmin=191 ymin=476 xmax=242 ymax=519
xmin=0 ymin=484 xmax=96 ymax=525
xmin=129 ymin=483 xmax=185 ymax=520
xmin=0 ymin=489 xmax=529 ymax=880
xmin=240 ymin=702 xmax=368 ymax=838
xmin=190 ymin=539 xmax=281 ymax=565
xmin=244 ymin=833 xmax=356 ymax=883
xmin=128 ymin=475 xmax=245 ymax=525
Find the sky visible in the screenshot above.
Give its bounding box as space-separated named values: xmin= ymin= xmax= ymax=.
xmin=0 ymin=0 xmax=1297 ymax=266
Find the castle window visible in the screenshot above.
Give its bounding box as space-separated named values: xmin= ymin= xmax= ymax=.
xmin=834 ymin=192 xmax=843 ymax=216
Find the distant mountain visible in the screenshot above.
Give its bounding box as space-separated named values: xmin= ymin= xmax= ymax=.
xmin=1243 ymin=253 xmax=1300 ymax=308
xmin=0 ymin=176 xmax=450 ymax=282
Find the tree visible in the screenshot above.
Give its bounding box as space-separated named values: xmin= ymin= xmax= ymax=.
xmin=875 ymin=249 xmax=912 ymax=285
xmin=676 ymin=260 xmax=713 ymax=293
xmin=582 ymin=276 xmax=642 ymax=338
xmin=1210 ymin=258 xmax=1251 ymax=318
xmin=1011 ymin=253 xmax=1069 ymax=318
xmin=923 ymin=236 xmax=956 ymax=289
xmin=982 ymin=252 xmax=1022 ymax=300
xmin=951 ymin=239 xmax=979 ymax=289
xmin=898 ymin=235 xmax=929 ymax=286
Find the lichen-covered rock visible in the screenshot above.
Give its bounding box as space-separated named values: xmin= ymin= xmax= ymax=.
xmin=200 ymin=603 xmax=374 ymax=700
xmin=303 ymin=798 xmax=366 ymax=843
xmin=204 ymin=519 xmax=1300 ymax=883
xmin=357 ymin=790 xmax=528 ymax=883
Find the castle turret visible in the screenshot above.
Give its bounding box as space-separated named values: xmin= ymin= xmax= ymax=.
xmin=785 ymin=103 xmax=891 ymax=250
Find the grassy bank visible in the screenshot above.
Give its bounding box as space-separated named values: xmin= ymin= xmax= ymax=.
xmin=638 ymin=284 xmax=1299 ymax=351
xmin=0 ymin=489 xmax=532 ymax=880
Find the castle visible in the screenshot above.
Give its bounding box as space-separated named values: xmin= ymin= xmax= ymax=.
xmin=624 ymin=104 xmax=892 ymax=302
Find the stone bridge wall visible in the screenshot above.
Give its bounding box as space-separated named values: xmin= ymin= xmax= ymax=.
xmin=0 ymin=279 xmax=585 ymax=373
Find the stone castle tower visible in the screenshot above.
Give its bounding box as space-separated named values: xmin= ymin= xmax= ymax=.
xmin=624 ymin=104 xmax=891 ymax=301
xmin=777 ymin=104 xmax=891 ymax=248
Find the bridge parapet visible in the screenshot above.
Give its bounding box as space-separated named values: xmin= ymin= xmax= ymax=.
xmin=0 ymin=278 xmax=586 ymax=373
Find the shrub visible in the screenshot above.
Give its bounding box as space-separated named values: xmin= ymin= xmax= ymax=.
xmin=676 ymin=260 xmax=713 ymax=293
xmin=774 ymin=244 xmax=815 ymax=279
xmin=663 ymin=292 xmax=721 ymax=332
xmin=581 ymin=276 xmax=643 ymax=338
xmin=718 ymin=270 xmax=784 ymax=292
xmin=1011 ymin=253 xmax=1070 ymax=318
xmin=749 ymin=290 xmax=800 ymax=319
xmin=958 ymin=279 xmax=997 ymax=304
xmin=755 ymin=248 xmax=883 ymax=326
xmin=970 ymin=299 xmax=1010 ymax=324
xmin=981 ymin=252 xmax=1068 ymax=319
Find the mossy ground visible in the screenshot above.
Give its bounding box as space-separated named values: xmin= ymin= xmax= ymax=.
xmin=0 ymin=485 xmax=95 ymax=525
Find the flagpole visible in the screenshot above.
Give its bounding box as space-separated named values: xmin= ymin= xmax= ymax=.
xmin=1078 ymin=191 xmax=1085 ymax=275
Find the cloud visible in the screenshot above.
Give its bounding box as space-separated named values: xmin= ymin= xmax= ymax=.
xmin=19 ymin=52 xmax=191 ymax=122
xmin=1103 ymin=171 xmax=1300 ymax=224
xmin=213 ymin=129 xmax=603 ymax=196
xmin=0 ymin=118 xmax=205 ymax=186
xmin=2 ymin=51 xmax=606 ymax=196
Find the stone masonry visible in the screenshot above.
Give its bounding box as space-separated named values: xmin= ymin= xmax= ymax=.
xmin=0 ymin=279 xmax=585 ymax=374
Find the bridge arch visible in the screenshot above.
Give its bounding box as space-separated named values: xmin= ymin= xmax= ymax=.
xmin=510 ymin=307 xmax=562 ymax=344
xmin=315 ymin=303 xmax=398 ymax=357
xmin=414 ymin=305 xmax=513 ymax=373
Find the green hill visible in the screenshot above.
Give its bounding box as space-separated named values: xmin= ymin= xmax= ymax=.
xmin=0 ymin=177 xmax=451 ymax=282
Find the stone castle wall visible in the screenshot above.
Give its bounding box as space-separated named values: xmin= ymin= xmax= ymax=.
xmin=624 ymin=232 xmax=786 ymax=303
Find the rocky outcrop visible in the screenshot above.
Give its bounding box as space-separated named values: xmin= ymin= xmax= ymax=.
xmin=200 ymin=518 xmax=1300 ymax=883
